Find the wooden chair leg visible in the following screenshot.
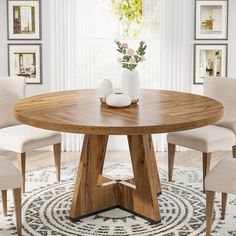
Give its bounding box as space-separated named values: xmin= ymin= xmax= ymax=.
xmin=232 ymin=145 xmax=236 ymax=158
xmin=53 ymin=143 xmax=61 ymax=182
xmin=13 ymin=188 xmax=21 ymax=236
xmin=17 ymin=153 xmax=26 ymax=193
xmin=1 ymin=190 xmax=7 ymax=216
xmin=221 ymin=192 xmax=228 ymax=220
xmin=206 ymin=190 xmax=215 ymax=236
xmin=168 ymin=143 xmax=176 ymax=182
xmin=203 ymin=153 xmax=211 ymax=193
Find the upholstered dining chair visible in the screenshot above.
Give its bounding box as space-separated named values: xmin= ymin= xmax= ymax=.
xmin=205 ymin=158 xmax=236 ymax=236
xmin=167 ymin=77 xmax=236 ymax=191
xmin=0 ymin=77 xmax=62 ymax=192
xmin=0 ymin=156 xmax=23 ymax=236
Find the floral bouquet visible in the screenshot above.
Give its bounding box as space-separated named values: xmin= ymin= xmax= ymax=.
xmin=115 ymin=40 xmax=147 ymax=71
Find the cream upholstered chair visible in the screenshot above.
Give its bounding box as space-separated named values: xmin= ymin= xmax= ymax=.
xmin=0 ymin=77 xmax=62 ymax=192
xmin=205 ymin=158 xmax=236 ymax=236
xmin=0 ymin=156 xmax=23 ymax=236
xmin=167 ymin=77 xmax=236 ymax=191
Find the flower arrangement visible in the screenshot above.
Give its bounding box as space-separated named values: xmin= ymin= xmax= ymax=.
xmin=115 ymin=40 xmax=147 ymax=71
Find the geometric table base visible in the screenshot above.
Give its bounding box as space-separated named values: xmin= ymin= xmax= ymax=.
xmin=69 ymin=134 xmax=162 ymax=223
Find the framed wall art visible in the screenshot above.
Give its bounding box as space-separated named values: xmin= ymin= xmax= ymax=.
xmin=8 ymin=44 xmax=42 ymax=84
xmin=7 ymin=0 xmax=41 ymax=40
xmin=195 ymin=0 xmax=228 ymax=40
xmin=194 ymin=44 xmax=227 ymax=84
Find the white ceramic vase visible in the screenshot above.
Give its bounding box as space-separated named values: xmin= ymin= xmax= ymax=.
xmin=106 ymin=92 xmax=131 ymax=108
xmin=122 ymin=69 xmax=140 ymax=104
xmin=100 ymin=79 xmax=113 ymax=103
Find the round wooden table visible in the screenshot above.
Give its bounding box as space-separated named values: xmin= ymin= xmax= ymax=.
xmin=14 ymin=89 xmax=223 ymax=223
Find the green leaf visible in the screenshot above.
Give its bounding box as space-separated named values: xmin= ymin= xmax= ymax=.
xmin=109 ymin=0 xmax=143 ymax=38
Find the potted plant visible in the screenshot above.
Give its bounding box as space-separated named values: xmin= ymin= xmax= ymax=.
xmin=115 ymin=40 xmax=147 ymax=103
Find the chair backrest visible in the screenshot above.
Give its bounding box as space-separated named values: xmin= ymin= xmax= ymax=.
xmin=204 ymin=77 xmax=236 ymax=134
xmin=0 ymin=77 xmax=25 ymax=128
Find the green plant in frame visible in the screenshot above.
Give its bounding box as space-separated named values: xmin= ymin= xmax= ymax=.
xmin=110 ymin=0 xmax=143 ymax=38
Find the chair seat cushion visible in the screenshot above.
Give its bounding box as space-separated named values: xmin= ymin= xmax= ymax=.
xmin=0 ymin=156 xmax=23 ymax=190
xmin=205 ymin=159 xmax=236 ymax=194
xmin=167 ymin=125 xmax=235 ymax=153
xmin=0 ymin=125 xmax=61 ymax=153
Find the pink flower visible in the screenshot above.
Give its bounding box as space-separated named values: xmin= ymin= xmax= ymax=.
xmin=127 ymin=48 xmax=135 ymax=56
xmin=117 ymin=57 xmax=123 ymax=64
xmin=121 ymin=42 xmax=128 ymax=48
xmin=140 ymin=56 xmax=146 ymax=62
xmin=129 ymin=57 xmax=136 ymax=64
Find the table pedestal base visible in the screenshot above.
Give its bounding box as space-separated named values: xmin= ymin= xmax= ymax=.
xmin=69 ymin=134 xmax=162 ymax=223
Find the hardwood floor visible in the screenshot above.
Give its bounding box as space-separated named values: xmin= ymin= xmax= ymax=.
xmin=0 ymin=149 xmax=233 ymax=172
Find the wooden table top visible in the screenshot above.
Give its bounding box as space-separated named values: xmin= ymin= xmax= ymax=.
xmin=14 ymin=89 xmax=223 ymax=135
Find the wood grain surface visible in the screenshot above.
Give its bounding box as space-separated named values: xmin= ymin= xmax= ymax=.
xmin=14 ymin=89 xmax=223 ymax=135
xmin=69 ymin=134 xmax=162 ymax=222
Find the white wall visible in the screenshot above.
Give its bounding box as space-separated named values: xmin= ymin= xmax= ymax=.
xmin=192 ymin=0 xmax=236 ymax=95
xmin=0 ymin=0 xmax=52 ymax=97
xmin=1 ymin=0 xmax=235 ymax=97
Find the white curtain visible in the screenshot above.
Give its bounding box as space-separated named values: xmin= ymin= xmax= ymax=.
xmin=155 ymin=0 xmax=193 ymax=151
xmin=50 ymin=0 xmax=93 ymax=151
xmin=50 ymin=0 xmax=193 ymax=152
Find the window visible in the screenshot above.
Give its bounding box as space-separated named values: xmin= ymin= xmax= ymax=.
xmin=77 ymin=0 xmax=160 ymax=88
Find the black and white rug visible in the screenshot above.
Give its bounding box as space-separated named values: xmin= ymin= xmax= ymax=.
xmin=0 ymin=161 xmax=236 ymax=235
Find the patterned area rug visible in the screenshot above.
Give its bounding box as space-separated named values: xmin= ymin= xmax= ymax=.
xmin=0 ymin=161 xmax=236 ymax=236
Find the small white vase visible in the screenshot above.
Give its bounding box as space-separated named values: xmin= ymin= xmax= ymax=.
xmin=106 ymin=93 xmax=131 ymax=108
xmin=100 ymin=79 xmax=113 ymax=103
xmin=122 ymin=69 xmax=140 ymax=104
